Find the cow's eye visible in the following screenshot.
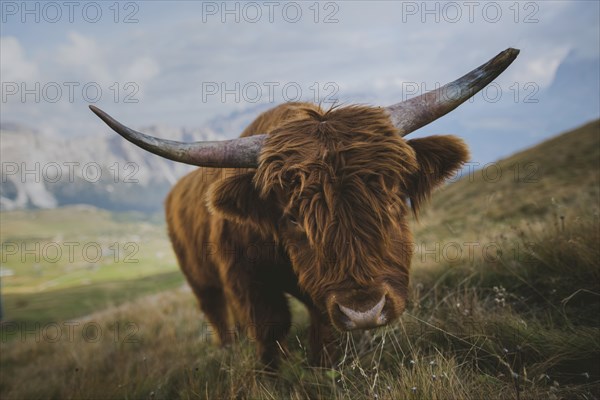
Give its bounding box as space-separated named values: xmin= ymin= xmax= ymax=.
xmin=288 ymin=216 xmax=300 ymax=226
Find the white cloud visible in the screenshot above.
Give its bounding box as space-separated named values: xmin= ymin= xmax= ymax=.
xmin=120 ymin=56 xmax=160 ymax=85
xmin=57 ymin=31 xmax=112 ymax=83
xmin=1 ymin=0 xmax=597 ymax=144
xmin=0 ymin=36 xmax=38 ymax=82
xmin=519 ymin=48 xmax=571 ymax=88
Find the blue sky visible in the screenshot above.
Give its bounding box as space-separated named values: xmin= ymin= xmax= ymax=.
xmin=1 ymin=1 xmax=599 ymax=163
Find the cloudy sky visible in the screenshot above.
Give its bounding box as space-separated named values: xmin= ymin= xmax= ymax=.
xmin=1 ymin=1 xmax=599 ymax=162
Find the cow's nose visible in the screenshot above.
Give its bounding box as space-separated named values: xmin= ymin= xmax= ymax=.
xmin=336 ymin=295 xmax=387 ymax=330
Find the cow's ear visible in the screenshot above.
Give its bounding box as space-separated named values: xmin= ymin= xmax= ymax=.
xmin=405 ymin=135 xmax=469 ymax=215
xmin=207 ymin=171 xmax=278 ymax=233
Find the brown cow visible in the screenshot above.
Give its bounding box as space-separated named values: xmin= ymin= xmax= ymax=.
xmin=90 ymin=49 xmax=519 ymax=367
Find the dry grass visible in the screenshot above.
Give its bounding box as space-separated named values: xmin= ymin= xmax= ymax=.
xmin=1 ymin=120 xmax=599 ymax=399
xmin=2 ymin=213 xmax=598 ymax=399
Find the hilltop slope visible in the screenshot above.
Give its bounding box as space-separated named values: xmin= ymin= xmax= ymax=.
xmin=415 ymin=119 xmax=600 ymax=242
xmin=1 ymin=121 xmax=599 ymax=399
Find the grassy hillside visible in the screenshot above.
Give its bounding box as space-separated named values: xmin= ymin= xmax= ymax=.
xmin=417 ymin=119 xmax=599 ymax=243
xmin=1 ymin=120 xmax=599 ymax=399
xmin=0 ymin=207 xmax=183 ymax=328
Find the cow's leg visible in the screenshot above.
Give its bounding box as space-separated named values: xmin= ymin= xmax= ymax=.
xmin=168 ymin=231 xmax=233 ymax=346
xmin=178 ymin=259 xmax=233 ymax=346
xmin=308 ymin=309 xmax=340 ymax=367
xmin=224 ymin=267 xmax=292 ymax=368
xmin=253 ymin=292 xmax=291 ymax=368
xmin=191 ymin=285 xmax=233 ymax=346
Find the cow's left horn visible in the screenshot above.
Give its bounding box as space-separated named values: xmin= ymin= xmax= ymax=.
xmin=386 ymin=48 xmax=520 ymax=136
xmin=89 ymin=105 xmax=265 ymax=168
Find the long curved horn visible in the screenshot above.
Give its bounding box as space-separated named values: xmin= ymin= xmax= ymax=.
xmin=386 ymin=48 xmax=520 ymax=136
xmin=89 ymin=105 xmax=265 ymax=168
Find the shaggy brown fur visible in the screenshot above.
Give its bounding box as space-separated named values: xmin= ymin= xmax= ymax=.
xmin=166 ymin=102 xmax=469 ymax=367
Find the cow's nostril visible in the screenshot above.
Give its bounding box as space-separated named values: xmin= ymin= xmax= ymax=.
xmin=337 ymin=295 xmax=386 ymax=329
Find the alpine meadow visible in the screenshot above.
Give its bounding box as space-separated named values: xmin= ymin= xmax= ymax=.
xmin=1 ymin=120 xmax=598 ymax=399
xmin=1 ymin=2 xmax=599 ymax=399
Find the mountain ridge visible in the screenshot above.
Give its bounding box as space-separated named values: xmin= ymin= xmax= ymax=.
xmin=0 ymin=123 xmax=224 ymax=212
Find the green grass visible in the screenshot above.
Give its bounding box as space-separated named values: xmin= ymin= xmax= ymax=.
xmin=2 ymin=271 xmax=183 ymax=331
xmin=1 ymin=120 xmax=599 ymax=399
xmin=0 ymin=205 xmax=182 ymax=330
xmin=2 ymin=217 xmax=598 ymax=399
xmin=415 ymin=119 xmax=599 ymax=240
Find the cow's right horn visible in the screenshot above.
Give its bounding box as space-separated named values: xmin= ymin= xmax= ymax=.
xmin=386 ymin=48 xmax=520 ymax=136
xmin=89 ymin=105 xmax=265 ymax=168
